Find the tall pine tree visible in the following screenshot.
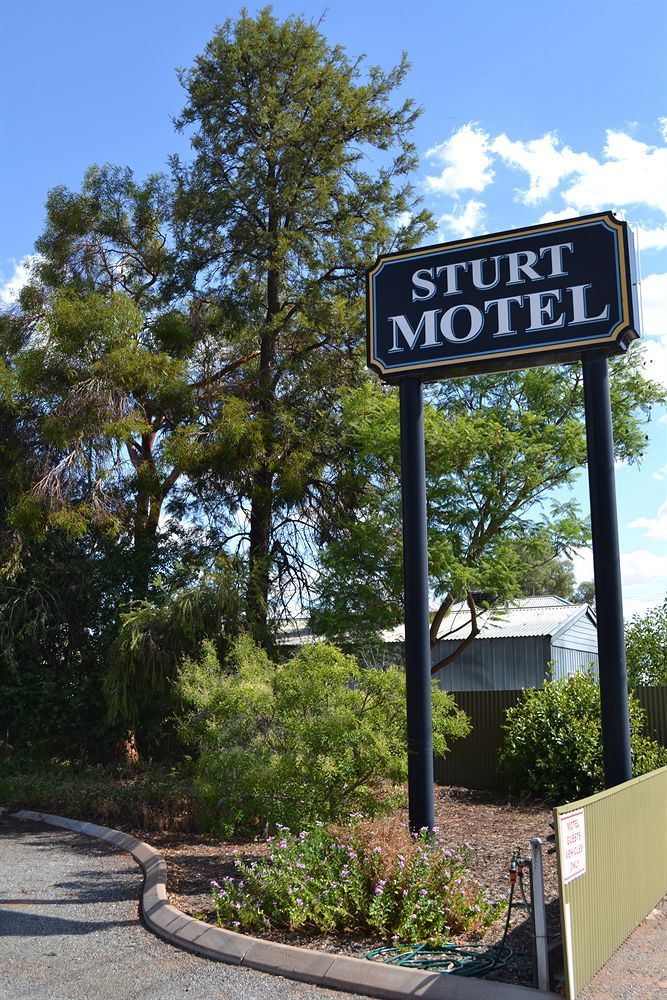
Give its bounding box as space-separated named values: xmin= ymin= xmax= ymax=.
xmin=171 ymin=7 xmax=432 ymax=645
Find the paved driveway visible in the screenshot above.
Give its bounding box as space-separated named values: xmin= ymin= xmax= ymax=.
xmin=0 ymin=815 xmax=359 ymax=1000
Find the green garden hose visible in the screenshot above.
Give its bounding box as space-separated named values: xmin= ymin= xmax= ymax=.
xmin=364 ymin=879 xmax=516 ymax=978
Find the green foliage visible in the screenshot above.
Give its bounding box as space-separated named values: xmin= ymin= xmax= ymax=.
xmin=5 ymin=178 xmax=177 ymax=596
xmin=499 ymin=672 xmax=667 ymax=802
xmin=573 ymin=581 xmax=596 ymax=605
xmin=625 ymin=599 xmax=667 ymax=687
xmin=512 ymin=531 xmax=577 ymax=600
xmin=0 ymin=757 xmax=196 ymax=831
xmin=0 ymin=528 xmax=128 ymax=759
xmin=313 ymin=360 xmax=663 ymax=652
xmin=211 ymin=823 xmax=500 ymax=945
xmin=175 ymin=637 xmax=470 ymax=834
xmin=104 ymin=560 xmax=244 ymax=733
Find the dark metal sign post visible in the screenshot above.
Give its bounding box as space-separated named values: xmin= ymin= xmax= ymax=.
xmin=366 ymin=212 xmax=639 ymax=828
xmin=583 ymin=353 xmax=633 ymax=785
xmin=399 ymin=379 xmax=435 ymax=832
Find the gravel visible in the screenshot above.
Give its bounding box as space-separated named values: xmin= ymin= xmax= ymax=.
xmin=0 ymin=814 xmax=361 ymax=1000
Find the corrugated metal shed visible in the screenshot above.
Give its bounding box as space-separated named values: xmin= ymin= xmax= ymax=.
xmin=433 ymin=597 xmax=599 ymax=691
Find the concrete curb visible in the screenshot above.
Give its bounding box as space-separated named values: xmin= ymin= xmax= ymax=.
xmin=9 ymin=809 xmax=557 ymax=1000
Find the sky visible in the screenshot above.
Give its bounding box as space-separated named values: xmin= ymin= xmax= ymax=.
xmin=1 ymin=0 xmax=666 ymax=618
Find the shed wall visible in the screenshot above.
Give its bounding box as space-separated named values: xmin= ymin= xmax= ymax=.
xmin=550 ymin=645 xmax=599 ymax=680
xmin=553 ymin=614 xmax=599 ymax=654
xmin=433 ymin=636 xmax=550 ymax=691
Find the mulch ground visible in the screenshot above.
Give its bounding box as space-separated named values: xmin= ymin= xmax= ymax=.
xmin=138 ymin=786 xmax=562 ymax=990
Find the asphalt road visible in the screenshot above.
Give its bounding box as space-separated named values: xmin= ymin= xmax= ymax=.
xmin=0 ymin=814 xmax=360 ymax=1000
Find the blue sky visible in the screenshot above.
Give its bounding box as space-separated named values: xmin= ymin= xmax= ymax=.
xmin=1 ymin=0 xmax=666 ymax=617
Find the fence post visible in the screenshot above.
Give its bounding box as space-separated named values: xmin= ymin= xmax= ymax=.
xmin=531 ymin=837 xmax=550 ymax=992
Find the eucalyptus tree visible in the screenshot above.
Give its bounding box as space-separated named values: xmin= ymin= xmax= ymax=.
xmin=171 ymin=7 xmax=432 ymax=645
xmin=312 ymin=354 xmax=664 ymax=668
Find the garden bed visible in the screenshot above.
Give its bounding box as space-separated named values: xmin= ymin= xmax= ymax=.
xmin=143 ymin=786 xmax=561 ymax=989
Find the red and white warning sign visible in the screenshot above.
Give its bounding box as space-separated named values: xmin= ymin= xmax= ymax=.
xmin=558 ymin=808 xmax=587 ymax=884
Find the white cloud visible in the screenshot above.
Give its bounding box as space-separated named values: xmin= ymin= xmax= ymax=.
xmin=573 ymin=547 xmax=666 ymax=618
xmin=634 ymin=224 xmax=667 ymax=251
xmin=638 ymin=335 xmax=667 ymax=390
xmin=491 ymin=132 xmax=594 ymax=205
xmin=424 ymin=120 xmax=667 ymax=231
xmin=653 ymin=464 xmax=667 ymax=481
xmin=623 ymin=594 xmax=664 ymax=620
xmin=628 ymin=500 xmax=667 ymax=541
xmin=425 ymin=123 xmax=494 ymax=195
xmin=572 ymin=547 xmax=594 ymax=584
xmin=638 ymin=272 xmax=667 ymax=337
xmin=437 ymin=199 xmax=486 ymax=239
xmin=394 ymin=210 xmax=412 ymax=230
xmin=634 ymin=271 xmax=667 ymax=388
xmin=537 ymin=206 xmax=580 ymax=224
xmin=562 ymin=131 xmax=667 ymax=216
xmin=0 ymin=256 xmax=38 ymax=306
xmin=620 ymin=549 xmax=667 ymax=588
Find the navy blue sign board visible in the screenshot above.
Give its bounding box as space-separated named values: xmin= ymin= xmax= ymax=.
xmin=367 ymin=212 xmax=639 ymax=831
xmin=367 ymin=212 xmax=639 ymax=381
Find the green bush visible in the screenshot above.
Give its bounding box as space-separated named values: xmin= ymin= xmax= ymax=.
xmin=211 ymin=821 xmax=501 ymax=945
xmin=175 ymin=636 xmax=471 ymax=835
xmin=625 ymin=599 xmax=667 ymax=687
xmin=499 ymin=671 xmax=667 ymax=803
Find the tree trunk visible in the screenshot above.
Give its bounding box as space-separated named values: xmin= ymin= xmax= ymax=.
xmin=247 ymin=463 xmax=274 ymax=649
xmin=129 ymin=431 xmax=164 ymax=600
xmin=246 ymin=257 xmax=280 ymax=649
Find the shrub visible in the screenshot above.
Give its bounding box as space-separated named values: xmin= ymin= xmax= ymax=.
xmin=499 ymin=671 xmax=667 ymax=802
xmin=625 ymin=599 xmax=667 ymax=687
xmin=175 ymin=636 xmax=471 ymax=835
xmin=0 ymin=757 xmax=196 ymax=831
xmin=211 ymin=821 xmax=501 ymax=945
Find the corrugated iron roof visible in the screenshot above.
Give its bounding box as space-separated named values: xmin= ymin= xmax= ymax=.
xmin=279 ymin=596 xmax=595 ymax=646
xmin=435 ymin=597 xmax=593 ymax=641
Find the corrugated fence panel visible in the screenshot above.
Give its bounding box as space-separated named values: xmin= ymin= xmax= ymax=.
xmin=635 ymin=685 xmax=667 ymax=746
xmin=435 ymin=686 xmax=667 ymax=791
xmin=434 ymin=690 xmax=521 ymax=789
xmin=555 ymin=766 xmax=667 ymax=998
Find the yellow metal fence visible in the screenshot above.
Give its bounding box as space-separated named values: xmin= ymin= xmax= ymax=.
xmin=554 ymin=765 xmax=667 ymax=997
